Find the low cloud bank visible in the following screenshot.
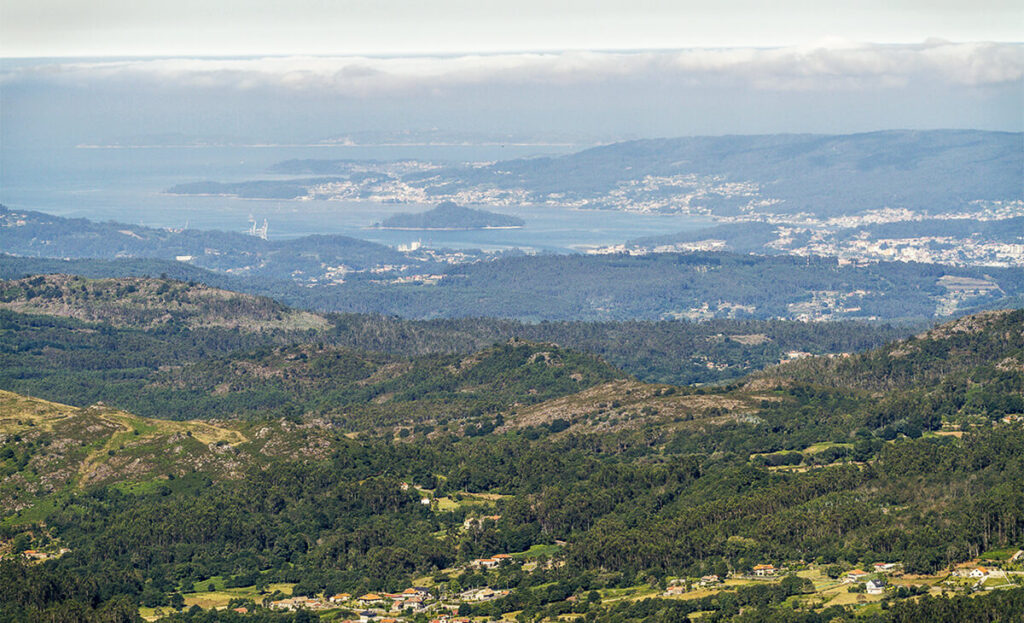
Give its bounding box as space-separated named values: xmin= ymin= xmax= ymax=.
xmin=4 ymin=42 xmax=1021 ymax=95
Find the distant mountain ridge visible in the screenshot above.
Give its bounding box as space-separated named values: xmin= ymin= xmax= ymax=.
xmin=170 ymin=130 xmax=1023 ymax=218
xmin=470 ymin=129 xmax=1023 ymax=216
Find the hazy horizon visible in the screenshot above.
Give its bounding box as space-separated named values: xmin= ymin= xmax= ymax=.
xmin=3 ymin=44 xmax=1022 ymax=153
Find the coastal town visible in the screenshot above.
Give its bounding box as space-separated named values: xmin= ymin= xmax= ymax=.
xmin=589 ymin=204 xmax=1024 ymax=269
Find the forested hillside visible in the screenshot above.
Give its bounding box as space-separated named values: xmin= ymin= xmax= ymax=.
xmin=759 ymin=309 xmax=1024 ymax=393
xmin=1 ymin=297 xmax=1022 ymax=622
xmin=343 ymin=252 xmax=1021 ymax=320
xmin=6 ymin=209 xmax=1023 ymax=321
xmin=0 ymin=275 xmax=911 ymax=389
xmin=0 ymin=274 xmax=327 ymax=331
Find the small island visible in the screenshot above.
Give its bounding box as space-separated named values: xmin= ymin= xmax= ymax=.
xmin=372 ymin=201 xmax=525 ymax=230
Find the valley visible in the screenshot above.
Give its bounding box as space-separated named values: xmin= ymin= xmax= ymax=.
xmin=1 ymin=277 xmax=1021 ymax=622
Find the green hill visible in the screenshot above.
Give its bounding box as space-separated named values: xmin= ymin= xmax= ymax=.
xmin=0 ymin=311 xmax=1022 ymax=622
xmin=0 ymin=272 xmax=912 ymax=398
xmin=758 ymin=308 xmax=1024 ymax=392
xmin=1 ymin=271 xmax=1022 ymax=622
xmin=0 ymin=274 xmax=328 ymax=331
xmin=0 ymin=390 xmax=246 ymax=504
xmin=750 ymin=309 xmax=1024 ymax=432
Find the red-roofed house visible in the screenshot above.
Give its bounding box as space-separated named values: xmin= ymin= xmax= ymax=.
xmin=753 ymin=564 xmax=776 ymax=576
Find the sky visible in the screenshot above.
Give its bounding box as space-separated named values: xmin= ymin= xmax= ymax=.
xmin=0 ymin=1 xmax=1021 ymax=147
xmin=1 ymin=0 xmax=1022 ymax=57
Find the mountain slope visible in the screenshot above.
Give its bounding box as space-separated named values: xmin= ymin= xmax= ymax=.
xmin=745 ymin=308 xmax=1024 ymax=440
xmin=0 ymin=270 xmax=914 ymax=390
xmin=334 ymin=252 xmax=1024 ymax=321
xmin=1 ymin=311 xmax=1022 ymax=622
xmin=0 ymin=390 xmax=247 ymax=510
xmin=758 ymin=308 xmax=1024 ymax=392
xmin=0 ymin=274 xmax=328 ymax=331
xmin=139 ymin=339 xmax=627 ymax=427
